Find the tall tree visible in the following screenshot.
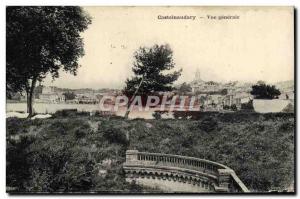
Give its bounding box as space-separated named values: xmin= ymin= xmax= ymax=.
xmin=178 ymin=82 xmax=192 ymax=94
xmin=123 ymin=44 xmax=182 ymax=118
xmin=250 ymin=81 xmax=281 ymax=99
xmin=6 ymin=6 xmax=91 ymax=117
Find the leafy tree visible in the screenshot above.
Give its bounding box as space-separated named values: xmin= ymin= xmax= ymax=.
xmin=63 ymin=91 xmax=76 ymax=100
xmin=6 ymin=6 xmax=91 ymax=117
xmin=241 ymin=99 xmax=254 ymax=111
xmin=250 ymin=82 xmax=281 ymax=99
xmin=230 ymin=104 xmax=237 ymax=111
xmin=178 ymin=82 xmax=192 ymax=94
xmin=123 ymin=44 xmax=182 ymax=118
xmin=220 ymin=89 xmax=228 ymax=95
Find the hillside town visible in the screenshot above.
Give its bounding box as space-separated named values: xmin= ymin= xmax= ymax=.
xmin=8 ymin=68 xmax=294 ymax=114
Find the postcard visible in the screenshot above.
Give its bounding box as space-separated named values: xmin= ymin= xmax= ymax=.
xmin=6 ymin=6 xmax=294 ymax=194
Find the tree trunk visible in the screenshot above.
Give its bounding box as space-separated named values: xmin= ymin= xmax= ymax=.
xmin=124 ymin=76 xmax=144 ymax=119
xmin=27 ymin=78 xmax=37 ymax=118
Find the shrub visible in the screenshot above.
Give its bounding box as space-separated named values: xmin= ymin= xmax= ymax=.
xmin=152 ymin=111 xmax=162 ymax=119
xmin=101 ymin=123 xmax=129 ymax=147
xmin=198 ymin=117 xmax=218 ymax=132
xmin=241 ymin=100 xmax=254 ymax=111
xmin=53 ymin=109 xmax=78 ymax=117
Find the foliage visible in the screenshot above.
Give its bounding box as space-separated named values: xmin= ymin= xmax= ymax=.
xmin=230 ymin=104 xmax=237 ymax=111
xmin=63 ymin=92 xmax=76 ymax=100
xmin=101 ymin=122 xmax=129 ymax=147
xmin=6 ymin=6 xmax=91 ymax=116
xmin=128 ymin=113 xmax=294 ymax=192
xmin=250 ymin=82 xmax=281 ymax=99
xmin=7 ymin=112 xmax=294 ymax=192
xmin=123 ymin=44 xmax=182 ymax=96
xmin=178 ymin=82 xmax=192 ymax=94
xmin=152 ymin=111 xmax=162 ymax=119
xmin=52 ymin=109 xmax=78 ymax=118
xmin=198 ymin=117 xmax=218 ymax=132
xmin=6 ymin=117 xmax=132 ymax=193
xmin=220 ymin=89 xmax=228 ymax=95
xmin=241 ymin=100 xmax=254 ymax=111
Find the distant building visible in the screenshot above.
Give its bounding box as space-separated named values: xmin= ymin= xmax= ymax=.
xmin=38 ymin=86 xmax=65 ymax=103
xmin=41 ymin=86 xmax=56 ymax=94
xmin=76 ymin=94 xmax=98 ymax=104
xmin=190 ymin=69 xmax=222 ymax=93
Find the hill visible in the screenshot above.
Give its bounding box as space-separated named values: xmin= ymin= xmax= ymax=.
xmin=6 ymin=112 xmax=294 ymax=193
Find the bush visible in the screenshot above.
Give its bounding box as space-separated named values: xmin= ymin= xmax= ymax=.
xmin=152 ymin=111 xmax=162 ymax=119
xmin=241 ymin=100 xmax=254 ymax=111
xmin=53 ymin=109 xmax=78 ymax=117
xmin=6 ymin=112 xmax=295 ymax=193
xmin=198 ymin=117 xmax=218 ymax=132
xmin=101 ymin=123 xmax=129 ymax=147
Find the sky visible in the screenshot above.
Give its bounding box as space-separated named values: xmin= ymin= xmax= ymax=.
xmin=43 ymin=6 xmax=294 ymax=89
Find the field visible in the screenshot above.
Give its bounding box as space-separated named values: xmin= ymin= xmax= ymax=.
xmin=6 ymin=111 xmax=294 ymax=193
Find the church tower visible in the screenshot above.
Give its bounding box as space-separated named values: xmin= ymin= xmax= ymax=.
xmin=195 ymin=68 xmax=201 ymax=81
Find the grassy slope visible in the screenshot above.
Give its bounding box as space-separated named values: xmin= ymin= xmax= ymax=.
xmin=6 ymin=112 xmax=294 ymax=192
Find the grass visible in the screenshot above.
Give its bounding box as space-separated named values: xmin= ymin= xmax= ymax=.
xmin=6 ymin=112 xmax=294 ymax=193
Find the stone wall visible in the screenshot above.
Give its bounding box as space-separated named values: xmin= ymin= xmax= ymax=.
xmin=123 ymin=150 xmax=249 ymax=193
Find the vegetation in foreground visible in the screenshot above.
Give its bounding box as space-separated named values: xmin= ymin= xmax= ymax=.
xmin=6 ymin=111 xmax=294 ymax=192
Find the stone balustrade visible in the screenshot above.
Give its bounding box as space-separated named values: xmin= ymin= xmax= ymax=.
xmin=123 ymin=150 xmax=249 ymax=193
